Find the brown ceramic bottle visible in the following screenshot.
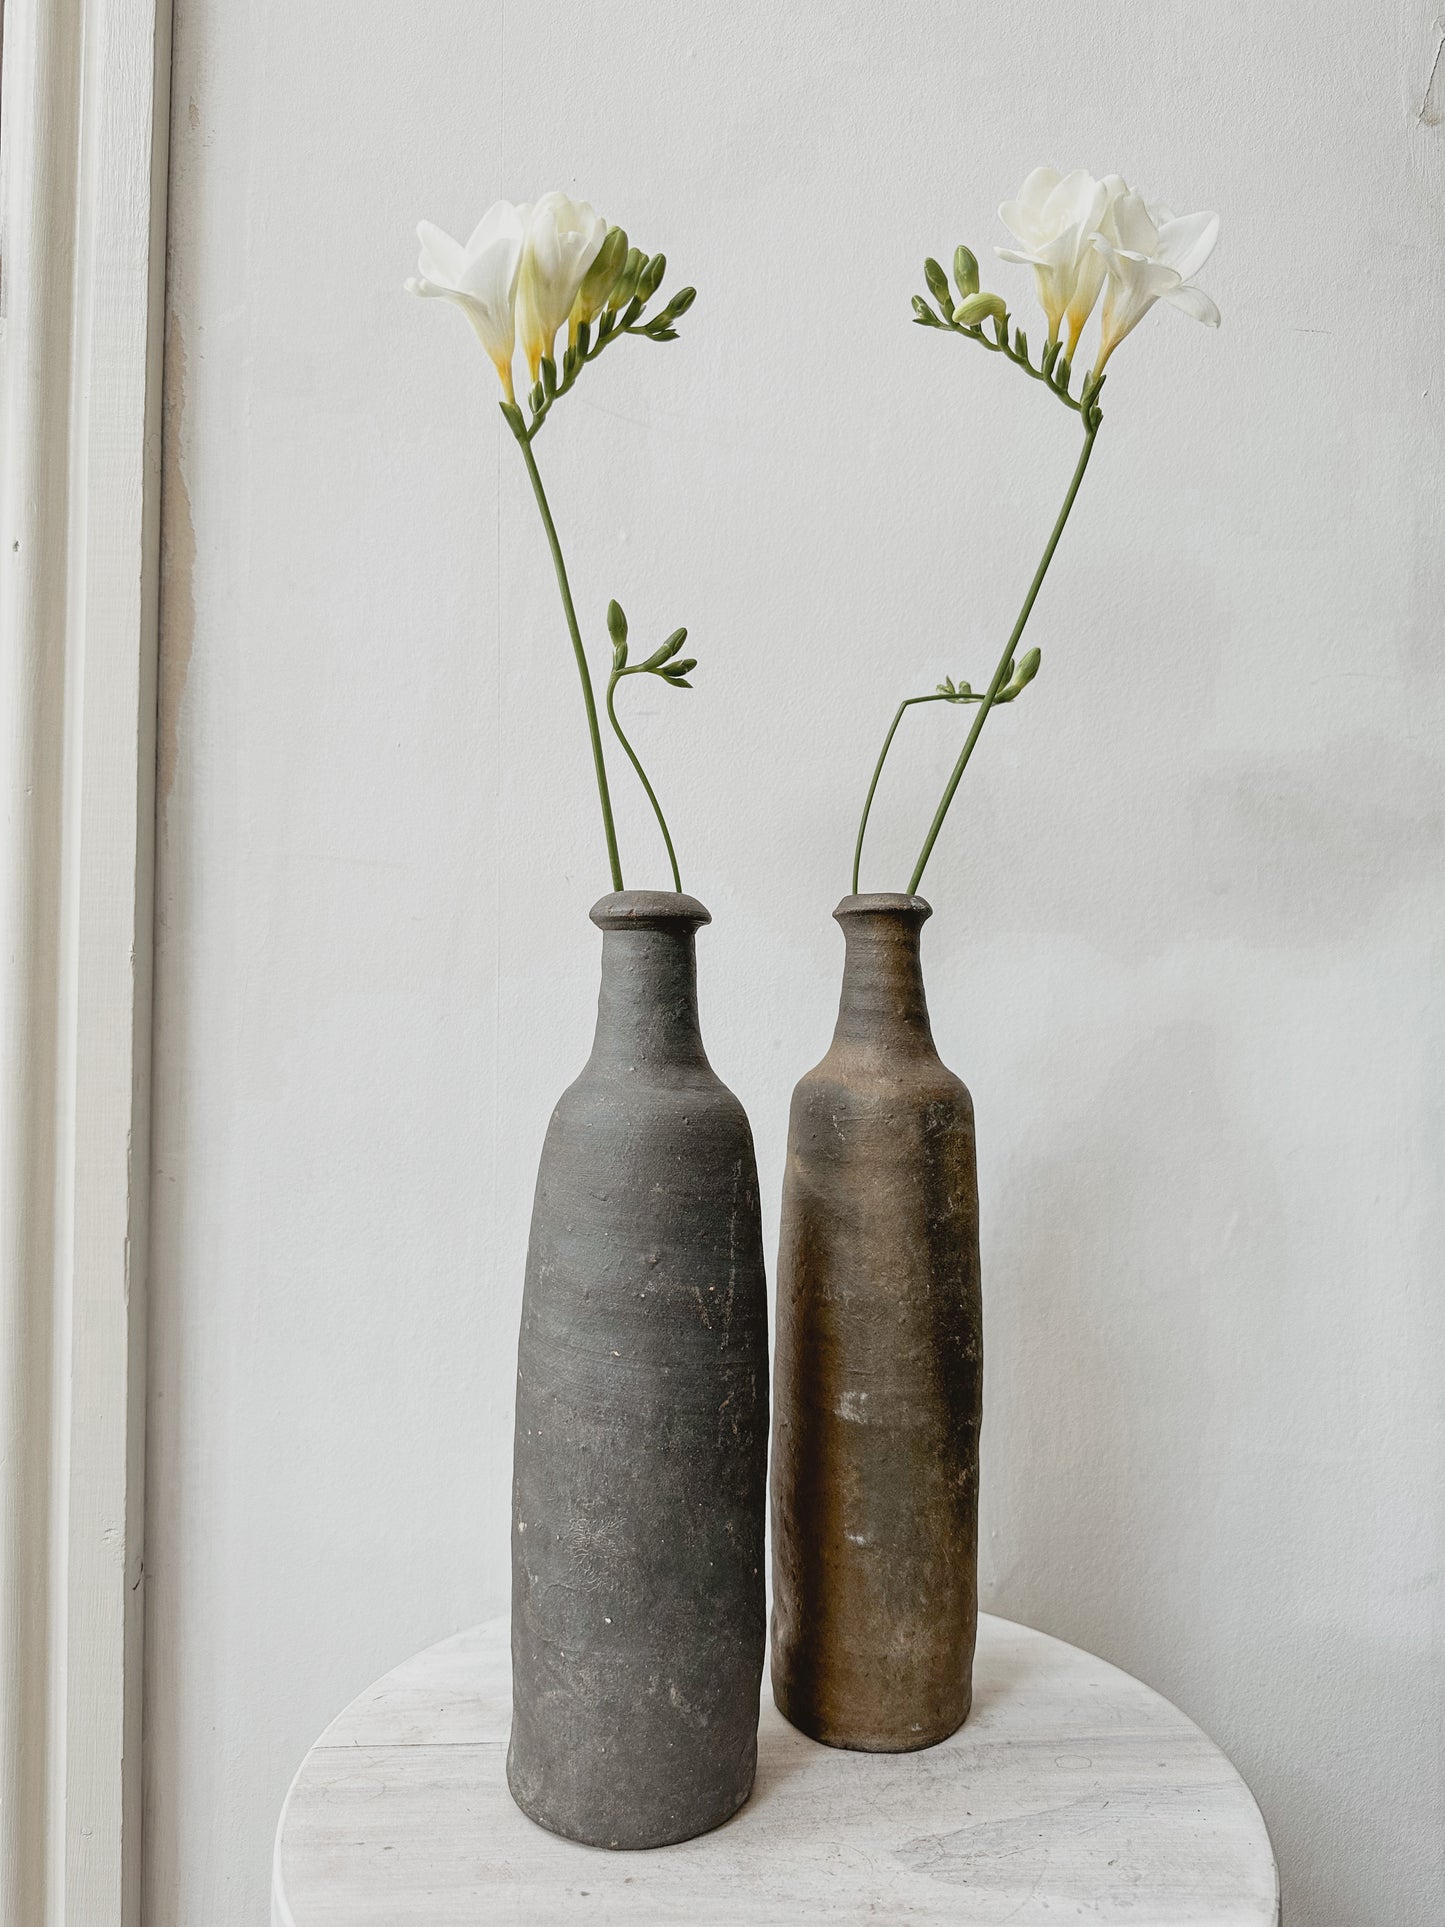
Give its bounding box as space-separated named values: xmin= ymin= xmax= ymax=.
xmin=770 ymin=893 xmax=982 ymax=1751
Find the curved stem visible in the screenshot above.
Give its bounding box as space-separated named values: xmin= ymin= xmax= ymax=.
xmin=607 ymin=671 xmax=682 ymax=892
xmin=513 ymin=430 xmax=624 ymax=891
xmin=521 ymin=297 xmax=668 ymax=442
xmin=936 ymin=314 xmax=1104 ymax=419
xmin=906 ymin=421 xmax=1099 ymax=896
xmin=852 ymin=694 xmax=954 ymax=895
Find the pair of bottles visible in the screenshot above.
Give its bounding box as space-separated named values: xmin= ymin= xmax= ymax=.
xmin=508 ymin=886 xmax=981 ymax=1850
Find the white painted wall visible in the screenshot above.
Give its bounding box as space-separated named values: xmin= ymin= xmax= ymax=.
xmin=145 ymin=3 xmax=1445 ymax=1921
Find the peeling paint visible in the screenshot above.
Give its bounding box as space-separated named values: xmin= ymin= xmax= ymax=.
xmin=156 ymin=317 xmax=195 ymax=811
xmin=1420 ymin=22 xmax=1445 ymax=124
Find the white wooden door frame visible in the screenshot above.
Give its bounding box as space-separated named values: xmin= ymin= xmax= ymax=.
xmin=0 ymin=0 xmax=171 ymax=1915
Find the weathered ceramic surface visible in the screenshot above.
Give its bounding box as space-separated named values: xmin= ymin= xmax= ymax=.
xmin=508 ymin=892 xmax=770 ymax=1849
xmin=271 ymin=1613 xmax=1280 ymax=1926
xmin=771 ymin=894 xmax=983 ymax=1751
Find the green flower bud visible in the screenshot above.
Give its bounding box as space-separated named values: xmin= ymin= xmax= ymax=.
xmin=638 ymin=253 xmax=666 ymax=302
xmin=924 ymin=257 xmax=953 ymax=316
xmin=608 ymin=248 xmax=646 ymax=311
xmin=575 ymin=226 xmax=628 ymax=326
xmin=642 ymin=627 xmax=687 ymax=671
xmin=1014 ymin=647 xmax=1041 ymax=689
xmin=953 ymin=245 xmax=980 ymax=298
xmin=954 ymin=291 xmax=1007 ymax=328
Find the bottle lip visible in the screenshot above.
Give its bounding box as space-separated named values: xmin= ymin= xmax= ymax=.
xmin=833 ymin=892 xmax=932 ymax=925
xmin=590 ymin=889 xmax=712 ymax=933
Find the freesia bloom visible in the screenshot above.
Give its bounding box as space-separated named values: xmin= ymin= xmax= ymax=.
xmin=997 ymin=168 xmax=1123 ymax=354
xmin=1091 ymin=192 xmax=1220 ymax=373
xmin=515 ymin=192 xmax=608 ymax=384
xmin=406 ymin=202 xmax=528 ymax=401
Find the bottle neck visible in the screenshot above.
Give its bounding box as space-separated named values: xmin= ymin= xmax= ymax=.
xmin=587 ymin=892 xmax=712 ymax=1072
xmin=829 ymin=894 xmax=937 ymax=1053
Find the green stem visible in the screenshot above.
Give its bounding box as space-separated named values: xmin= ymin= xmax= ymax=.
xmin=513 ymin=429 xmax=624 ymax=892
xmin=852 ymin=694 xmax=958 ymax=895
xmin=521 ymin=301 xmax=663 ymax=442
xmin=906 ymin=420 xmax=1099 ymax=896
xmin=607 ymin=670 xmax=682 ymax=893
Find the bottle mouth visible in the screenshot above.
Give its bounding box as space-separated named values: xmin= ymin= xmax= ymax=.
xmin=833 ymin=892 xmax=932 ymax=926
xmin=590 ymin=890 xmax=712 ymax=933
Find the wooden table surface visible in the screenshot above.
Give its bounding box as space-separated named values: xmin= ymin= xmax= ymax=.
xmin=271 ymin=1614 xmax=1279 ymax=1925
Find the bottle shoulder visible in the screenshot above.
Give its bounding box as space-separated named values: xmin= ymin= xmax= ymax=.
xmin=554 ymin=1054 xmax=754 ymax=1138
xmin=792 ymin=1038 xmax=973 ymax=1115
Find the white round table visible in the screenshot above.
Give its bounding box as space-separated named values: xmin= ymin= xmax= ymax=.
xmin=271 ymin=1615 xmax=1278 ymax=1925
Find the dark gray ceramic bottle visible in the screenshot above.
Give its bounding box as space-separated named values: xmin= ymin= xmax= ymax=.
xmin=508 ymin=891 xmax=769 ymax=1849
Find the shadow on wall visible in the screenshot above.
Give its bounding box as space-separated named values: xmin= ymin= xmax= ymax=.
xmin=977 ymin=1009 xmax=1445 ymax=1927
xmin=1261 ymin=1622 xmax=1445 ymax=1927
xmin=1187 ymin=733 xmax=1444 ymax=948
xmin=979 ymin=1016 xmax=1288 ymax=1675
xmin=948 ymin=704 xmax=1445 ymax=964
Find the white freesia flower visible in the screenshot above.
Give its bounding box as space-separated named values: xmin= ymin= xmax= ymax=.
xmin=997 ymin=168 xmax=1123 ymax=353
xmin=516 ymin=192 xmax=608 ymax=384
xmin=406 ymin=201 xmax=529 ymax=401
xmin=1092 ymin=193 xmax=1220 ymax=373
